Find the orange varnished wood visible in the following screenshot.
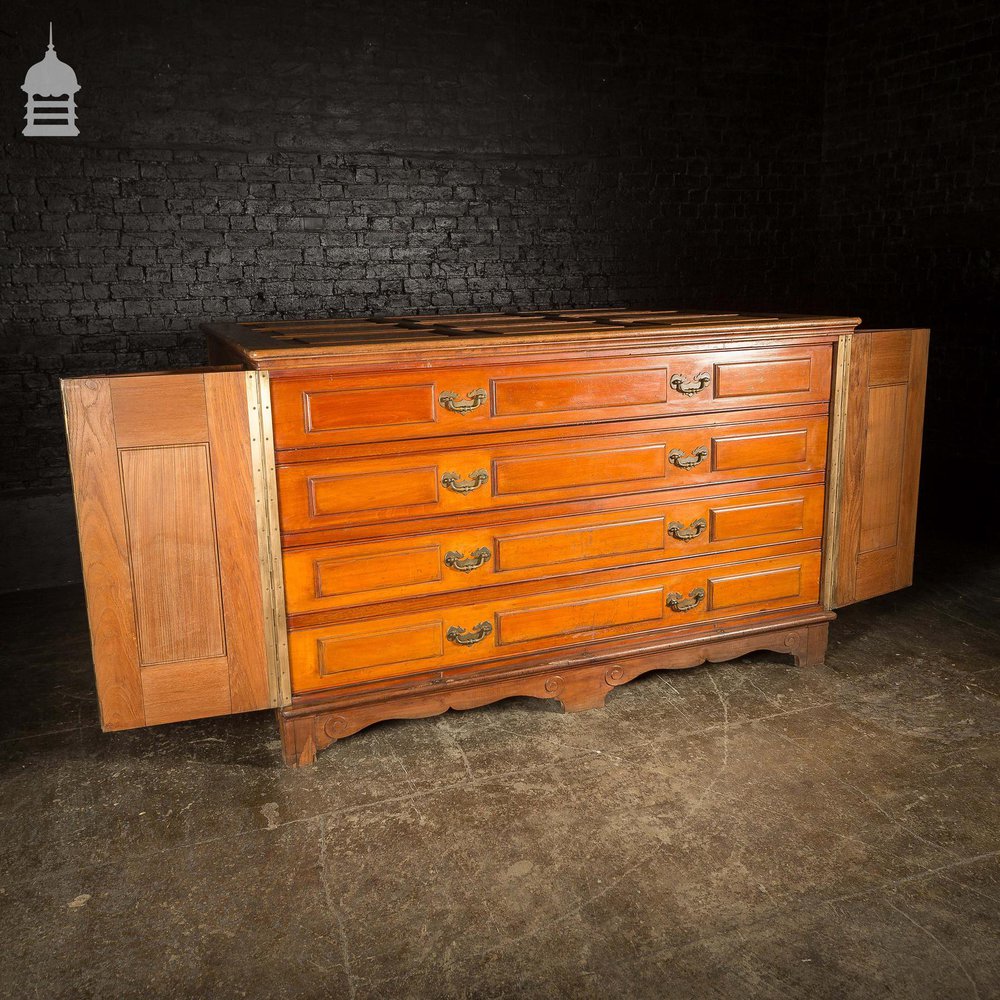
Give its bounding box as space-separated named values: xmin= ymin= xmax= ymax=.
xmin=272 ymin=400 xmax=831 ymax=467
xmin=61 ymin=379 xmax=145 ymax=730
xmin=62 ymin=370 xmax=278 ymax=730
xmin=64 ymin=307 xmax=930 ymax=765
xmin=204 ymin=374 xmax=277 ymax=713
xmin=276 ymin=413 xmax=828 ymax=533
xmin=119 ymin=444 xmax=226 ymax=665
xmin=833 ymin=328 xmax=929 ymax=606
xmin=287 ymin=549 xmax=822 ymax=693
xmin=281 ymin=484 xmax=825 ymax=614
xmin=268 ymin=345 xmax=832 ymax=449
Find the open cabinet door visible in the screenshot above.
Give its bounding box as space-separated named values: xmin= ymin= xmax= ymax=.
xmin=62 ymin=370 xmax=290 ymax=731
xmin=828 ymin=328 xmax=930 ymax=608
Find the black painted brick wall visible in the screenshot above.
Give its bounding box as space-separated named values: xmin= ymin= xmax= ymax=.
xmin=1 ymin=0 xmax=827 ymax=502
xmin=4 ymin=0 xmax=998 ymax=584
xmin=817 ymin=0 xmax=1000 ymax=517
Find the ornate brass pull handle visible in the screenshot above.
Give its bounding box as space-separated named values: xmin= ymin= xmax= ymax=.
xmin=670 ymin=372 xmax=711 ymax=396
xmin=668 ymin=446 xmax=708 ymax=470
xmin=441 ymin=469 xmax=489 ymax=494
xmin=667 ymin=517 xmax=707 ymax=542
xmin=439 ymin=389 xmax=488 ymax=414
xmin=666 ymin=588 xmax=705 ymax=613
xmin=446 ymin=621 xmax=493 ymax=646
xmin=444 ymin=547 xmax=492 ymax=573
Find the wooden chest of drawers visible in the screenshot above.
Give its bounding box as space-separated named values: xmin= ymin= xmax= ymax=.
xmin=61 ymin=309 xmax=929 ymax=765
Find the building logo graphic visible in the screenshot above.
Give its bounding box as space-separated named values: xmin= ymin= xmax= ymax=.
xmin=22 ymin=23 xmax=80 ymax=136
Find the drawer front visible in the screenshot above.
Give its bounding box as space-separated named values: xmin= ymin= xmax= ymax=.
xmin=276 ymin=415 xmax=828 ymax=533
xmin=270 ymin=345 xmax=832 ymax=449
xmin=283 ymin=484 xmax=825 ymax=614
xmin=288 ymin=550 xmax=822 ymax=692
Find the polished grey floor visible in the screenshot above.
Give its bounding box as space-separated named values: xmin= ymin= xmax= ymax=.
xmin=1 ymin=543 xmax=998 ymax=999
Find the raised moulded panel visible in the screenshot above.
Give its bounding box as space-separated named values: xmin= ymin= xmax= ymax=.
xmin=119 ymin=444 xmax=226 ymax=666
xmin=303 ymin=383 xmax=438 ymax=434
xmin=708 ymin=564 xmax=804 ymax=611
xmin=492 ymin=445 xmax=667 ymax=496
xmin=495 ymin=517 xmax=666 ymax=572
xmin=709 ymin=497 xmax=806 ymax=543
xmin=712 ymin=429 xmax=809 ymax=471
xmin=713 ymin=357 xmax=813 ymax=399
xmin=490 ymin=369 xmax=669 ymax=416
xmin=495 ymin=588 xmax=665 ymax=646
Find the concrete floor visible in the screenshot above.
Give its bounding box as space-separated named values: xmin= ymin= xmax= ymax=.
xmin=1 ymin=544 xmax=998 ymax=1000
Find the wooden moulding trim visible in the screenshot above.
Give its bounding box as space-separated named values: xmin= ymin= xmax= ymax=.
xmin=822 ymin=332 xmax=853 ymax=609
xmin=201 ymin=320 xmax=860 ymax=370
xmin=281 ymin=610 xmax=835 ymax=718
xmin=245 ymin=371 xmax=291 ymax=706
xmin=275 ymin=617 xmax=833 ymax=764
xmin=254 ymin=334 xmax=850 ymax=375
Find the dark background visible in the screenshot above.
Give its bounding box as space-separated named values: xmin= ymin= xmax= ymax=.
xmin=1 ymin=0 xmax=997 ymax=590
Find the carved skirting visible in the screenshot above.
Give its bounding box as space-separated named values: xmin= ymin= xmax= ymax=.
xmin=276 ymin=617 xmax=831 ymax=766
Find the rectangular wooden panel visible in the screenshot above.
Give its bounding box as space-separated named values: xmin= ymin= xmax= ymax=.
xmin=710 ymin=496 xmax=806 ymax=542
xmin=713 ymin=358 xmax=814 ymax=398
xmin=858 ymin=384 xmax=907 ymax=551
xmin=119 ymin=445 xmax=226 ymax=665
xmin=712 ymin=429 xmax=808 ymax=471
xmin=276 ymin=415 xmax=828 ymax=533
xmin=304 ymin=383 xmax=437 ymax=433
xmin=491 ymin=369 xmax=668 ymax=416
xmin=497 ymin=517 xmax=666 ymax=571
xmin=140 ymin=658 xmax=232 ymax=727
xmin=831 ymin=328 xmax=929 ymax=607
xmin=495 ymin=588 xmax=665 ymax=645
xmin=317 ymin=623 xmax=444 ymax=676
xmin=281 ymin=484 xmax=825 ymax=615
xmin=268 ymin=345 xmax=832 ymax=450
xmin=287 ymin=549 xmax=823 ymax=692
xmin=110 ymin=375 xmax=209 ymax=447
xmin=309 ymin=466 xmax=440 ymax=517
xmin=493 ymin=446 xmax=667 ymax=495
xmin=314 ymin=545 xmax=443 ymax=598
xmin=708 ymin=565 xmax=802 ymax=611
xmin=62 ymin=370 xmax=288 ymax=731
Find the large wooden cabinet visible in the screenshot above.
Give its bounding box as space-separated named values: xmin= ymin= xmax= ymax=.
xmin=61 ymin=309 xmax=929 ymax=765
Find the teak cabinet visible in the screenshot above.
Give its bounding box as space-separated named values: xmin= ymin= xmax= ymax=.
xmin=61 ymin=309 xmax=929 ymax=765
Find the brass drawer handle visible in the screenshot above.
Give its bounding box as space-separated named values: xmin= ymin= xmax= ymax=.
xmin=667 ymin=517 xmax=707 ymax=542
xmin=446 ymin=621 xmax=493 ymax=646
xmin=439 ymin=389 xmax=488 ymax=414
xmin=442 ymin=469 xmax=489 ymax=494
xmin=444 ymin=547 xmax=492 ymax=573
xmin=670 ymin=372 xmax=711 ymax=396
xmin=666 ymin=588 xmax=705 ymax=613
xmin=668 ymin=446 xmax=708 ymax=470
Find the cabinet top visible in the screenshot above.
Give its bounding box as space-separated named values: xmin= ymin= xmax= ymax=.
xmin=203 ymin=308 xmax=861 ymax=369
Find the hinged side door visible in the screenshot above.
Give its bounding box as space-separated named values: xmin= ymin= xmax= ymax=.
xmin=826 ymin=328 xmax=930 ymax=608
xmin=62 ymin=369 xmax=290 ymax=730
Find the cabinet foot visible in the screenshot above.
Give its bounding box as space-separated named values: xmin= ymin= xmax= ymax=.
xmin=557 ymin=674 xmax=612 ymax=713
xmin=792 ymin=622 xmax=829 ymax=668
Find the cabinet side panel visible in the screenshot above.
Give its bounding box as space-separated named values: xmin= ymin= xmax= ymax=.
xmin=62 ymin=370 xmax=280 ymax=730
xmin=62 ymin=378 xmax=145 ymax=730
xmin=833 ymin=329 xmax=929 ymax=606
